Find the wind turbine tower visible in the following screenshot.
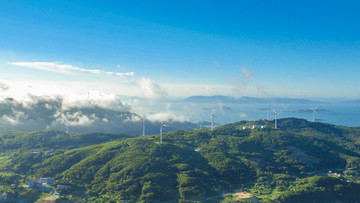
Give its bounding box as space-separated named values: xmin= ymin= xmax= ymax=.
xmin=66 ymin=116 xmax=69 ymax=134
xmin=210 ymin=113 xmax=216 ymax=131
xmin=310 ymin=106 xmax=319 ymax=122
xmin=160 ymin=121 xmax=166 ymax=143
xmin=273 ymin=108 xmax=281 ymax=129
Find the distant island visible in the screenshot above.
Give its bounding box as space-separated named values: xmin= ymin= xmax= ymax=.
xmin=181 ymin=95 xmax=321 ymax=104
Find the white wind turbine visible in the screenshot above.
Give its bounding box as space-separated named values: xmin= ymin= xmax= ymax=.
xmin=210 ymin=113 xmax=216 ymax=131
xmin=65 ymin=115 xmax=69 ymax=134
xmin=273 ymin=108 xmax=282 ymax=129
xmin=310 ymin=105 xmax=319 ymax=122
xmin=160 ymin=121 xmax=167 ymax=143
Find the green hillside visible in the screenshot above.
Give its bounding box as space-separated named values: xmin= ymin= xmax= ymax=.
xmin=0 ymin=131 xmax=132 ymax=175
xmin=2 ymin=118 xmax=360 ymax=202
xmin=0 ymin=130 xmax=133 ymax=151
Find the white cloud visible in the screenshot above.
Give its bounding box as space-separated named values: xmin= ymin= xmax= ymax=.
xmin=2 ymin=115 xmax=20 ymax=125
xmin=241 ymin=68 xmax=254 ymax=85
xmin=8 ymin=62 xmax=134 ymax=77
xmin=0 ymin=79 xmax=131 ymax=112
xmin=62 ymin=91 xmax=130 ymax=111
xmin=0 ymin=81 xmax=9 ymax=91
xmin=1 ymin=109 xmax=27 ymax=125
xmin=53 ymin=111 xmax=98 ymax=126
xmin=69 ymin=113 xmax=98 ymax=126
xmin=231 ymin=68 xmax=254 ymax=97
xmin=124 ymin=114 xmax=142 ymax=123
xmin=44 ymin=103 xmax=53 ymax=110
xmin=51 ymin=111 xmax=68 ymax=128
xmin=146 ymin=112 xmax=187 ymax=123
xmin=230 ymin=68 xmax=270 ymax=98
xmin=0 ymin=78 xmax=142 ymax=101
xmin=138 ymin=77 xmax=167 ymax=99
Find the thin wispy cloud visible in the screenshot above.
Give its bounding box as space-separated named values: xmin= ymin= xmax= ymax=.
xmin=231 ymin=68 xmax=253 ymax=97
xmin=231 ymin=68 xmax=269 ymax=98
xmin=241 ymin=68 xmax=254 ymax=85
xmin=8 ymin=62 xmax=135 ymax=77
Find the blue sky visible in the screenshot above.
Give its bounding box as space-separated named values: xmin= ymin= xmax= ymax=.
xmin=1 ymin=0 xmax=360 ymax=99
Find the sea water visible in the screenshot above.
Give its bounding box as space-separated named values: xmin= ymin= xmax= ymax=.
xmin=133 ymin=100 xmax=360 ymax=127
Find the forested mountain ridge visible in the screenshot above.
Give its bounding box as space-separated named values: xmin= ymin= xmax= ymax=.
xmin=1 ymin=118 xmax=360 ymax=202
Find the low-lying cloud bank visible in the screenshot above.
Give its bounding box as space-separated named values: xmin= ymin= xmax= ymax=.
xmin=0 ymin=93 xmax=196 ymax=134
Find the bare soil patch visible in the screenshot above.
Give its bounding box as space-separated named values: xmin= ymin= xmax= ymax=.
xmin=233 ymin=192 xmax=259 ymax=203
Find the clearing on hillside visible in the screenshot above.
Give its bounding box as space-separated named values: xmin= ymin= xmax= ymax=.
xmin=233 ymin=192 xmax=259 ymax=203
